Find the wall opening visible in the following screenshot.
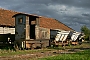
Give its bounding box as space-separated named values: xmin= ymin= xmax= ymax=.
xmin=29 ymin=16 xmax=36 ymax=39
xmin=30 ymin=25 xmax=35 ymax=39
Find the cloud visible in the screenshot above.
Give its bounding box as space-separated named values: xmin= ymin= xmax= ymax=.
xmin=0 ymin=0 xmax=90 ymax=31
xmin=51 ymin=0 xmax=90 ymax=8
xmin=82 ymin=13 xmax=90 ymax=17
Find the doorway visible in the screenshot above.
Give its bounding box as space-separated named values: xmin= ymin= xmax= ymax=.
xmin=29 ymin=16 xmax=36 ymax=39
xmin=30 ymin=25 xmax=35 ymax=39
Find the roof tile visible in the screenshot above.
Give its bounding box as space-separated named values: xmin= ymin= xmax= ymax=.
xmin=0 ymin=8 xmax=18 ymax=26
xmin=39 ymin=17 xmax=73 ymax=31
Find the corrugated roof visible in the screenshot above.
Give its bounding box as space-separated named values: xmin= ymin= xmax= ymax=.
xmin=0 ymin=8 xmax=73 ymax=31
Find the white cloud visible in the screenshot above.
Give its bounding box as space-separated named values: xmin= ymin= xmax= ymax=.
xmin=47 ymin=4 xmax=85 ymax=16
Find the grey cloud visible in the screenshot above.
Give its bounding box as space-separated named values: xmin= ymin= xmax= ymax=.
xmin=58 ymin=15 xmax=90 ymax=31
xmin=82 ymin=13 xmax=90 ymax=17
xmin=51 ymin=0 xmax=90 ymax=8
xmin=63 ymin=15 xmax=90 ymax=25
xmin=1 ymin=0 xmax=90 ymax=9
xmin=0 ymin=0 xmax=90 ymax=31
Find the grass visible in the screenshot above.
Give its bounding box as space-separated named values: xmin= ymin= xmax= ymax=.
xmin=0 ymin=48 xmax=53 ymax=57
xmin=0 ymin=42 xmax=89 ymax=60
xmin=38 ymin=42 xmax=90 ymax=60
xmin=38 ymin=49 xmax=90 ymax=60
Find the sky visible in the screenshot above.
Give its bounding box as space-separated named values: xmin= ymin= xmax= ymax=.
xmin=0 ymin=0 xmax=90 ymax=32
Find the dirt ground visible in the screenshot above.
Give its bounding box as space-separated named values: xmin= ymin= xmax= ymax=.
xmin=0 ymin=42 xmax=90 ymax=60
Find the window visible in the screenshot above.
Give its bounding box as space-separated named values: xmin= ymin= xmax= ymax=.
xmin=42 ymin=31 xmax=47 ymax=39
xmin=18 ymin=18 xmax=23 ymax=24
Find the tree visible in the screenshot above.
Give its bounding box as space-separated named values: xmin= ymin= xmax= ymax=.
xmin=81 ymin=25 xmax=90 ymax=40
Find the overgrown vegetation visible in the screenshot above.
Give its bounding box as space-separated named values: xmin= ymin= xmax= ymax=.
xmin=38 ymin=49 xmax=90 ymax=60
xmin=81 ymin=25 xmax=90 ymax=40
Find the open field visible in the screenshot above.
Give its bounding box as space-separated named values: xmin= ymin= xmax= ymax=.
xmin=0 ymin=42 xmax=90 ymax=60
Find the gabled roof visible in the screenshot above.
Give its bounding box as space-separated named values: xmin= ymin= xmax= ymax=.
xmin=0 ymin=8 xmax=73 ymax=31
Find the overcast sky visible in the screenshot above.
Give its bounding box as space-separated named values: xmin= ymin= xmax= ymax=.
xmin=0 ymin=0 xmax=90 ymax=32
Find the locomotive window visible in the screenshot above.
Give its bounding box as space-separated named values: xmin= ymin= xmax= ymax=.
xmin=18 ymin=17 xmax=23 ymax=24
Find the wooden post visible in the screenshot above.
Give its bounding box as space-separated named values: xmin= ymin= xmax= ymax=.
xmin=26 ymin=16 xmax=30 ymax=40
xmin=35 ymin=18 xmax=39 ymax=39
